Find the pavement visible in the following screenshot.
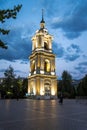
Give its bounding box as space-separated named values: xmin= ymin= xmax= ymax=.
xmin=0 ymin=99 xmax=87 ymax=130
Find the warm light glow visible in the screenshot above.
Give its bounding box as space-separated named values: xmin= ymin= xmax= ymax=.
xmin=51 ymin=72 xmax=55 ymax=75
xmin=33 ymin=86 xmax=36 ymax=95
xmin=40 ymin=88 xmax=44 ymax=95
xmin=45 ymin=59 xmax=50 ymax=72
xmin=40 ymin=70 xmax=44 ymax=74
xmin=47 ymin=63 xmax=50 ymax=72
xmin=36 ymin=48 xmax=44 ymax=51
xmin=51 ymin=89 xmax=55 ymax=95
xmin=28 ymin=86 xmax=30 ymax=94
xmin=36 ymin=41 xmax=37 ymax=48
xmin=34 ymin=71 xmax=36 ymax=74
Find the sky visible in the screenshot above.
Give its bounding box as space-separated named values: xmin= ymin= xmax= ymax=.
xmin=0 ymin=0 xmax=87 ymax=79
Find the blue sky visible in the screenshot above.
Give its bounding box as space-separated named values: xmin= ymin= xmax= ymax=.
xmin=0 ymin=0 xmax=87 ymax=79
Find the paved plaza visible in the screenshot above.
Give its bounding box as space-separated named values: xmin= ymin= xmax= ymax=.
xmin=0 ymin=99 xmax=87 ymax=130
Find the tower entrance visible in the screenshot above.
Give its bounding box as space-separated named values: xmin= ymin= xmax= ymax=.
xmin=44 ymin=83 xmax=51 ymax=99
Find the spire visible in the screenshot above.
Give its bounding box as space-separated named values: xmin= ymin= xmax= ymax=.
xmin=40 ymin=9 xmax=45 ymax=29
xmin=41 ymin=9 xmax=45 ymax=23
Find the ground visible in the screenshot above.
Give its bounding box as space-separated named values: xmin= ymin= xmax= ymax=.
xmin=0 ymin=99 xmax=87 ymax=130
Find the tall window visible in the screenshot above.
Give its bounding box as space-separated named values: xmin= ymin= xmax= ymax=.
xmin=38 ymin=36 xmax=41 ymax=47
xmin=44 ymin=42 xmax=48 ymax=50
xmin=44 ymin=59 xmax=50 ymax=72
xmin=31 ymin=60 xmax=35 ymax=73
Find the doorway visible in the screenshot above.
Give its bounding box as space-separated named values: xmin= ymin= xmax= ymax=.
xmin=44 ymin=83 xmax=51 ymax=99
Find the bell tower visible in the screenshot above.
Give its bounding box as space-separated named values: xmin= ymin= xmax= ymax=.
xmin=28 ymin=11 xmax=57 ymax=99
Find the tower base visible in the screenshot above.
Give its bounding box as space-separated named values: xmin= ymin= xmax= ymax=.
xmin=36 ymin=95 xmax=58 ymax=100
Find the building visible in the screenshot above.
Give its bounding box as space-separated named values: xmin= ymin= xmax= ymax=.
xmin=28 ymin=12 xmax=57 ymax=99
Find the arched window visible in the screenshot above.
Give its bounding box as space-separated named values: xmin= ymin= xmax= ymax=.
xmin=31 ymin=60 xmax=35 ymax=73
xmin=38 ymin=36 xmax=41 ymax=47
xmin=44 ymin=61 xmax=47 ymax=72
xmin=44 ymin=42 xmax=48 ymax=50
xmin=44 ymin=59 xmax=50 ymax=72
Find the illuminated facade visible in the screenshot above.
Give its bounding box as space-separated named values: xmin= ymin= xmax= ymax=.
xmin=28 ymin=12 xmax=57 ymax=99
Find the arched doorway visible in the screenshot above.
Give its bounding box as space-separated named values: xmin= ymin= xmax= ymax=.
xmin=44 ymin=82 xmax=51 ymax=99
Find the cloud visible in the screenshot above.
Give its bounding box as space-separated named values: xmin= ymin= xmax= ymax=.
xmin=14 ymin=70 xmax=23 ymax=73
xmin=82 ymin=55 xmax=87 ymax=58
xmin=0 ymin=26 xmax=32 ymax=61
xmin=20 ymin=60 xmax=28 ymax=64
xmin=65 ymin=54 xmax=80 ymax=62
xmin=53 ymin=42 xmax=65 ymax=58
xmin=0 ymin=69 xmax=6 ymax=73
xmin=53 ymin=42 xmax=81 ymax=61
xmin=75 ymin=66 xmax=86 ymax=73
xmin=64 ymin=32 xmax=81 ymax=39
xmin=67 ymin=44 xmax=81 ymax=53
xmin=79 ymin=61 xmax=87 ymax=66
xmin=75 ymin=61 xmax=87 ymax=74
xmin=65 ymin=44 xmax=81 ymax=61
xmin=51 ymin=0 xmax=87 ymax=39
xmin=41 ymin=0 xmax=58 ymax=17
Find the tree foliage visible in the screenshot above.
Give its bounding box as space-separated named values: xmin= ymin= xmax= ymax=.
xmin=0 ymin=4 xmax=22 ymax=49
xmin=3 ymin=66 xmax=16 ymax=93
xmin=0 ymin=66 xmax=28 ymax=99
xmin=77 ymin=74 xmax=87 ymax=96
xmin=62 ymin=70 xmax=72 ymax=93
xmin=58 ymin=70 xmax=75 ymax=98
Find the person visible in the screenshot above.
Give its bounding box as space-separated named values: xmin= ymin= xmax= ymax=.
xmin=59 ymin=93 xmax=63 ymax=104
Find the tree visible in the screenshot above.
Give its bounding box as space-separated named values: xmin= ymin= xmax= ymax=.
xmin=0 ymin=66 xmax=28 ymax=99
xmin=3 ymin=66 xmax=16 ymax=98
xmin=0 ymin=4 xmax=22 ymax=49
xmin=22 ymin=78 xmax=28 ymax=96
xmin=83 ymin=75 xmax=87 ymax=96
xmin=61 ymin=70 xmax=75 ymax=98
xmin=77 ymin=74 xmax=87 ymax=96
xmin=62 ymin=71 xmax=72 ymax=92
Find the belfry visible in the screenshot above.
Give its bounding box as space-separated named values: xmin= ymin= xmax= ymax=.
xmin=28 ymin=11 xmax=57 ymax=99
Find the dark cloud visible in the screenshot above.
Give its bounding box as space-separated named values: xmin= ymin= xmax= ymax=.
xmin=0 ymin=27 xmax=32 ymax=61
xmin=65 ymin=54 xmax=80 ymax=61
xmin=0 ymin=69 xmax=6 ymax=73
xmin=53 ymin=42 xmax=65 ymax=58
xmin=65 ymin=44 xmax=81 ymax=61
xmin=20 ymin=60 xmax=28 ymax=64
xmin=75 ymin=61 xmax=87 ymax=74
xmin=51 ymin=0 xmax=87 ymax=39
xmin=64 ymin=32 xmax=81 ymax=39
xmin=79 ymin=61 xmax=87 ymax=66
xmin=82 ymin=55 xmax=87 ymax=58
xmin=14 ymin=70 xmax=23 ymax=73
xmin=70 ymin=71 xmax=81 ymax=79
xmin=75 ymin=66 xmax=86 ymax=73
xmin=53 ymin=42 xmax=81 ymax=61
xmin=67 ymin=44 xmax=81 ymax=53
